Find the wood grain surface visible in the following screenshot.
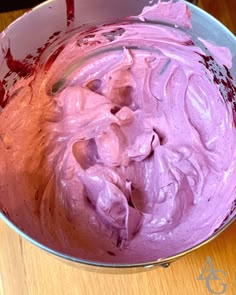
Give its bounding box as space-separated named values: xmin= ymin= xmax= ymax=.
xmin=0 ymin=2 xmax=235 ymax=295
xmin=198 ymin=0 xmax=236 ymax=34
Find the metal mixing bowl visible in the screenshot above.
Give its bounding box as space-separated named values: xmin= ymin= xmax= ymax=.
xmin=0 ymin=0 xmax=235 ymax=273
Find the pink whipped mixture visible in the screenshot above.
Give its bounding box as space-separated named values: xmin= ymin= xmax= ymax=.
xmin=0 ymin=1 xmax=236 ymax=263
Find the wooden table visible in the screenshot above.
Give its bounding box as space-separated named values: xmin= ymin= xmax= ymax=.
xmin=0 ymin=2 xmax=235 ymax=295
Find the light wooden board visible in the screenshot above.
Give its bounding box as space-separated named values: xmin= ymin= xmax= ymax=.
xmin=0 ymin=219 xmax=235 ymax=295
xmin=0 ymin=2 xmax=235 ymax=294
